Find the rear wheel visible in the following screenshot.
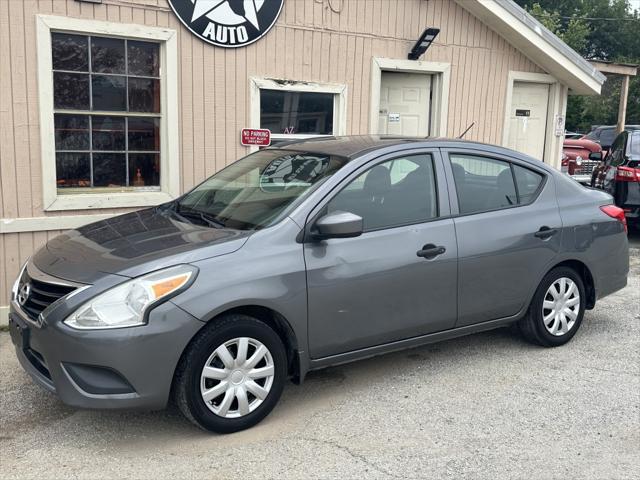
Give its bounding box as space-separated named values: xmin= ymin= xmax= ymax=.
xmin=519 ymin=267 xmax=586 ymax=347
xmin=174 ymin=314 xmax=287 ymax=433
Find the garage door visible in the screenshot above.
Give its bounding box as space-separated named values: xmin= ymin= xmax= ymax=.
xmin=378 ymin=72 xmax=431 ymax=136
xmin=507 ymin=82 xmax=549 ymax=160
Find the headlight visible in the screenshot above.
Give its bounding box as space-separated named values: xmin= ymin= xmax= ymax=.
xmin=11 ymin=259 xmax=29 ymax=301
xmin=64 ymin=265 xmax=197 ymax=330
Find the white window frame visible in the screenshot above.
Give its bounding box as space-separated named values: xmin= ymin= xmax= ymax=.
xmin=249 ymin=77 xmax=347 ymax=150
xmin=36 ymin=15 xmax=180 ymax=211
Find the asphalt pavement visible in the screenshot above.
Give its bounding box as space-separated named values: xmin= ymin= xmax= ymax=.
xmin=1 ymin=234 xmax=638 ymax=479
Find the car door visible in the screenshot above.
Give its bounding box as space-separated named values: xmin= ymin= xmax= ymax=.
xmin=601 ymin=132 xmax=627 ymax=193
xmin=444 ymin=149 xmax=562 ymax=327
xmin=304 ymin=150 xmax=458 ymax=359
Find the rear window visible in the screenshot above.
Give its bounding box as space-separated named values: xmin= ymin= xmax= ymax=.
xmin=513 ymin=165 xmax=544 ymax=203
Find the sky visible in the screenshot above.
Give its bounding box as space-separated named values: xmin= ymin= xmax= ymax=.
xmin=630 ymin=0 xmax=640 ymax=13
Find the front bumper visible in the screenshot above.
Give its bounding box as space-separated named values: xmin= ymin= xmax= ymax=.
xmin=9 ymin=299 xmax=204 ymax=410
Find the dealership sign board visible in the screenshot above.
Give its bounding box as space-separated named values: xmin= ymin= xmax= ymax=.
xmin=241 ymin=128 xmax=271 ymax=146
xmin=168 ymin=0 xmax=284 ymax=48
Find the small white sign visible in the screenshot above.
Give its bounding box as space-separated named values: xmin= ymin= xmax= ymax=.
xmin=388 ymin=113 xmax=400 ymax=123
xmin=554 ymin=115 xmax=565 ymax=137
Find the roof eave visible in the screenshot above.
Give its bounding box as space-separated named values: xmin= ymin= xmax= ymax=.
xmin=456 ymin=0 xmax=605 ymax=95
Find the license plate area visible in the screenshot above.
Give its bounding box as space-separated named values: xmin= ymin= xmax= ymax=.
xmin=9 ymin=313 xmax=30 ymax=350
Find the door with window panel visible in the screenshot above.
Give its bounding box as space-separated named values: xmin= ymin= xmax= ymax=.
xmin=445 ymin=151 xmax=562 ymax=327
xmin=305 ymin=151 xmax=458 ymax=358
xmin=51 ymin=33 xmax=161 ymax=193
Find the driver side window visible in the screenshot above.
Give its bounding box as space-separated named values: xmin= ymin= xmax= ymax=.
xmin=608 ymin=134 xmax=626 ymax=167
xmin=327 ymin=154 xmax=438 ymax=231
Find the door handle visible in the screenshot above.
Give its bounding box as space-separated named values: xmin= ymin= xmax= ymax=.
xmin=534 ymin=226 xmax=558 ymax=239
xmin=417 ymin=244 xmax=446 ymax=259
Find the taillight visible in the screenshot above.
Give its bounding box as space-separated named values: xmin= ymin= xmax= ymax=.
xmin=614 ymin=166 xmax=640 ymax=182
xmin=600 ymin=205 xmax=628 ymax=233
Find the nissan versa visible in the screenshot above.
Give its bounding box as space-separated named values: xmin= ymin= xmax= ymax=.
xmin=9 ymin=137 xmax=629 ymax=433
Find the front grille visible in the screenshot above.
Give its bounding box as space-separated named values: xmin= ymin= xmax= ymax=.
xmin=573 ymin=160 xmax=599 ymax=176
xmin=17 ymin=270 xmax=76 ymax=321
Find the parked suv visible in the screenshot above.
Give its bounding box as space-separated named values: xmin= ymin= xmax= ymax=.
xmin=591 ymin=130 xmax=640 ymax=224
xmin=9 ymin=137 xmax=629 ymax=433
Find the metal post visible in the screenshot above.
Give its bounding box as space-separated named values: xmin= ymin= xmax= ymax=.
xmin=616 ymin=75 xmax=630 ymax=134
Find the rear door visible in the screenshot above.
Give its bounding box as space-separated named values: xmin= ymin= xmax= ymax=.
xmin=304 ymin=149 xmax=458 ymax=358
xmin=443 ymin=149 xmax=562 ymax=327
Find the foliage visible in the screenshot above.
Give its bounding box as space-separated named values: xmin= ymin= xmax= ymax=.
xmin=514 ymin=0 xmax=640 ymax=132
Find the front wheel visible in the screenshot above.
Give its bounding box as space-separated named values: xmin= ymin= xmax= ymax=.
xmin=173 ymin=314 xmax=287 ymax=433
xmin=519 ymin=267 xmax=586 ymax=347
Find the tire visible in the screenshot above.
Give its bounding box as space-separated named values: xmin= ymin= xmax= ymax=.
xmin=173 ymin=314 xmax=287 ymax=433
xmin=519 ymin=267 xmax=586 ymax=347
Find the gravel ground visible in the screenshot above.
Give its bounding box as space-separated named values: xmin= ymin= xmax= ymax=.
xmin=1 ymin=233 xmax=638 ymax=480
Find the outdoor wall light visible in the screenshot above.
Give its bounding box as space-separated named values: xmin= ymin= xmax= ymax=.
xmin=408 ymin=28 xmax=440 ymax=60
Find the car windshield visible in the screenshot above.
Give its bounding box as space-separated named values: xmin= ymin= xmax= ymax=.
xmin=170 ymin=149 xmax=349 ymax=230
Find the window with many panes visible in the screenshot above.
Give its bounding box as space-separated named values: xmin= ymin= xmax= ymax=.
xmin=52 ymin=33 xmax=161 ymax=192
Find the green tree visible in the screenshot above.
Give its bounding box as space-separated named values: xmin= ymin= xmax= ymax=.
xmin=515 ymin=0 xmax=640 ymax=131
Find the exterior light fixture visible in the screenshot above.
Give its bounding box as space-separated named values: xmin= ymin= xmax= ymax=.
xmin=408 ymin=28 xmax=440 ymax=60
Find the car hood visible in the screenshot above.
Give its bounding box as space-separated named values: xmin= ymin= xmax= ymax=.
xmin=33 ymin=208 xmax=251 ymax=283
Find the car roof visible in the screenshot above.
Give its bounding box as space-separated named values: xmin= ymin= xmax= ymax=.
xmin=271 ymin=135 xmax=529 ymax=160
xmin=594 ymin=125 xmax=640 ymax=131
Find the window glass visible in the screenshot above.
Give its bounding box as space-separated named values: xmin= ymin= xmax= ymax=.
xmin=599 ymin=128 xmax=618 ymax=148
xmin=91 ymin=37 xmax=125 ymax=74
xmin=260 ymin=89 xmax=334 ymax=135
xmin=450 ymin=154 xmax=517 ymax=214
xmin=51 ymin=33 xmax=161 ymax=192
xmin=608 ymin=134 xmax=626 ymax=167
xmin=513 ymin=165 xmax=543 ymax=203
xmin=127 ymin=40 xmax=159 ymax=76
xmin=176 ymin=150 xmax=349 ymax=230
xmin=52 ymin=33 xmax=88 ymax=71
xmin=629 ymin=133 xmax=640 ymax=157
xmin=327 ymin=154 xmax=437 ymax=231
xmin=53 ymin=72 xmax=90 ymax=109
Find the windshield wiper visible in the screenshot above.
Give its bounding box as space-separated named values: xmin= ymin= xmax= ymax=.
xmin=174 ymin=206 xmax=226 ymax=229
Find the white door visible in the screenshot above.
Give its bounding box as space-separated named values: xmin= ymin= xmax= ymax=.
xmin=507 ymin=82 xmax=549 ymax=160
xmin=379 ymin=72 xmax=431 ymax=136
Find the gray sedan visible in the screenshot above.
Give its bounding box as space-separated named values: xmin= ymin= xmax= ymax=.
xmin=8 ymin=136 xmax=629 ymax=433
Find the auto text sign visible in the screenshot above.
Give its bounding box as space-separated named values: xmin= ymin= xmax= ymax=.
xmin=241 ymin=128 xmax=271 ymax=147
xmin=167 ymin=0 xmax=284 ymax=48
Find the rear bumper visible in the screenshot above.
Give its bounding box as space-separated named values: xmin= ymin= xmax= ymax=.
xmin=9 ymin=300 xmax=203 ymax=410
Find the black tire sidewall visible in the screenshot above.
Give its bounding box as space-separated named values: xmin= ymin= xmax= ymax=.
xmin=531 ymin=267 xmax=586 ymax=346
xmin=183 ymin=316 xmax=287 ymax=433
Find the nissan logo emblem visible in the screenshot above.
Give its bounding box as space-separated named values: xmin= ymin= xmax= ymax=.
xmin=17 ymin=283 xmax=30 ymax=307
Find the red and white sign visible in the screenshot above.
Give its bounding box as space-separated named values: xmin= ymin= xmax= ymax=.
xmin=241 ymin=128 xmax=271 ymax=147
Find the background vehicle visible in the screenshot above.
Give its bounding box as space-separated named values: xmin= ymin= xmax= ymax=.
xmin=591 ymin=130 xmax=640 ymax=225
xmin=584 ymin=125 xmax=640 ymax=153
xmin=9 ymin=137 xmax=629 ymax=433
xmin=561 ymin=138 xmax=603 ymax=184
xmin=564 ymin=131 xmax=584 ymax=140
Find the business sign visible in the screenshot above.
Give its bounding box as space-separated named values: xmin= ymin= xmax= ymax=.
xmin=168 ymin=0 xmax=284 ymax=48
xmin=241 ymin=128 xmax=271 ymax=146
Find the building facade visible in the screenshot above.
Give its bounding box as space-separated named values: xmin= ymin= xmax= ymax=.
xmin=0 ymin=0 xmax=605 ymax=320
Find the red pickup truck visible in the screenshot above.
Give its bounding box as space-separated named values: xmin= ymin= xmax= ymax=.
xmin=561 ymin=138 xmax=603 ymax=184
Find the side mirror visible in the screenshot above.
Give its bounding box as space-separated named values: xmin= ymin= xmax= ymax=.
xmin=313 ymin=211 xmax=363 ymax=240
xmin=589 ymin=152 xmax=603 ymax=161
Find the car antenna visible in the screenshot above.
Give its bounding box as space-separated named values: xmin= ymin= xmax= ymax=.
xmin=458 ymin=122 xmax=475 ymax=139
